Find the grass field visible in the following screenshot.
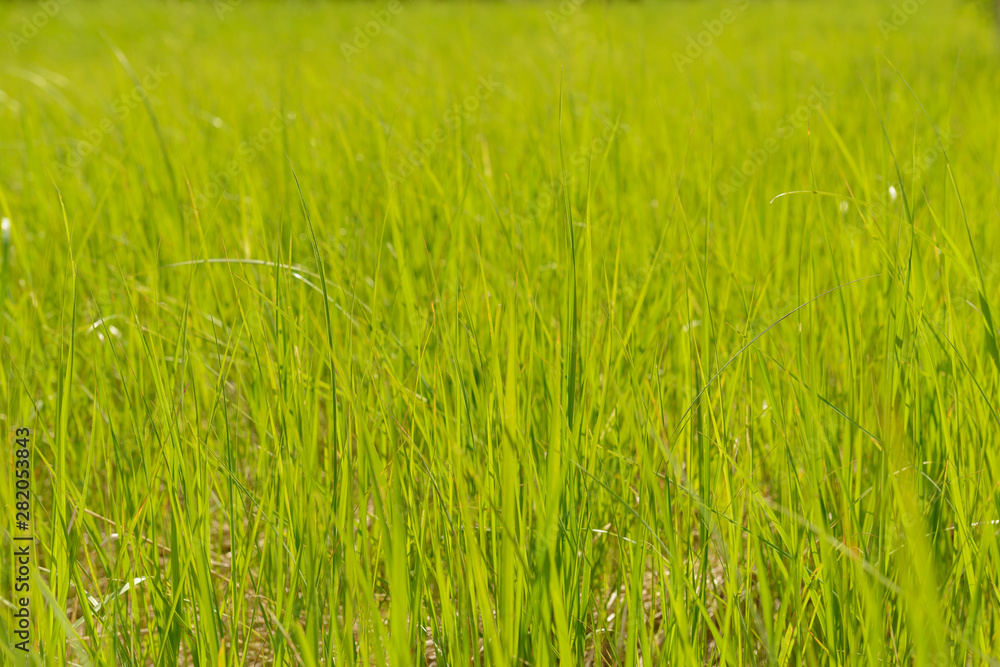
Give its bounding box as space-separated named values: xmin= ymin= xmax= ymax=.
xmin=2 ymin=0 xmax=1000 ymax=664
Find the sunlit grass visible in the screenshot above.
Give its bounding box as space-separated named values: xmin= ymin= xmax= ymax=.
xmin=1 ymin=0 xmax=999 ymax=664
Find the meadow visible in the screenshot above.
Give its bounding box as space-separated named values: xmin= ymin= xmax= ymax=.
xmin=1 ymin=0 xmax=1000 ymax=664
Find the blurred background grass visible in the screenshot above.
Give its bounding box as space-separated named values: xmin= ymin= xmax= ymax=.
xmin=1 ymin=0 xmax=1000 ymax=664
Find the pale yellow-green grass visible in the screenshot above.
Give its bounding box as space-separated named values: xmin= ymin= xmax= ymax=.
xmin=1 ymin=0 xmax=999 ymax=664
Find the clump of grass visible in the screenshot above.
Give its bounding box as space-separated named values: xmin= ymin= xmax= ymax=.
xmin=1 ymin=0 xmax=999 ymax=664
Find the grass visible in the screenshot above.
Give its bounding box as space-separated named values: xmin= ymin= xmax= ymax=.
xmin=1 ymin=0 xmax=1000 ymax=663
